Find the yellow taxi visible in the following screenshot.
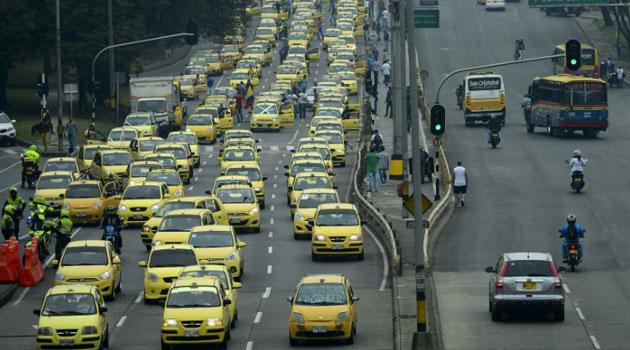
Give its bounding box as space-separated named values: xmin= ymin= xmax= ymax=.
xmin=210 ymin=175 xmax=252 ymax=195
xmin=42 ymin=157 xmax=80 ymax=178
xmin=183 ymin=65 xmax=207 ymax=95
xmin=138 ymin=244 xmax=199 ymax=303
xmin=296 ymin=136 xmax=330 ymax=150
xmin=53 ymin=240 xmax=122 ymax=300
xmin=329 ymin=49 xmax=355 ymax=66
xmin=168 ymin=130 xmax=201 ymax=168
xmin=204 ymin=53 xmax=229 ymax=75
xmin=222 ymin=137 xmax=261 ymax=156
xmin=62 ymin=180 xmax=119 ymax=222
xmin=339 ymin=71 xmax=358 ymax=95
xmin=224 ymin=164 xmax=267 ymax=209
xmin=76 ymin=145 xmax=112 ymax=170
xmin=255 ymin=27 xmax=277 ymax=47
xmin=146 ymin=168 xmax=185 ymax=198
xmin=336 ymin=20 xmax=355 ymax=38
xmin=123 ymin=112 xmax=158 ymax=136
xmin=315 ymin=130 xmax=347 ymax=167
xmin=117 ymin=181 xmax=171 ymax=225
xmin=106 ymin=126 xmax=139 ymax=149
xmin=160 ymin=277 xmax=231 ymax=349
xmin=250 ymin=99 xmax=281 ymax=132
xmin=152 ymin=208 xmax=214 ymax=245
xmin=144 ymin=153 xmax=178 ymax=172
xmin=219 ymin=146 xmax=260 ymax=175
xmin=186 ymin=225 xmax=245 ymax=279
xmin=288 ymin=274 xmax=358 ymax=345
xmin=311 ymin=203 xmax=364 ymax=261
xmin=35 ymin=171 xmax=74 ymax=213
xmin=195 ymin=105 xmax=233 ymax=135
xmin=261 ymin=5 xmax=281 ymax=20
xmin=324 ymin=28 xmax=342 ymax=49
xmin=204 ymin=94 xmax=234 ymax=117
xmin=128 ymin=136 xmax=165 ymax=161
xmin=154 ymin=143 xmax=194 ymax=184
xmin=307 ymin=115 xmax=337 ymax=135
xmin=246 ymin=44 xmax=273 ymax=65
xmin=314 ymin=120 xmax=346 ymax=139
xmin=288 ymin=172 xmax=335 ymax=210
xmin=287 ymin=152 xmax=329 ymax=174
xmin=34 ymin=285 xmax=109 ymax=350
xmin=285 ymin=159 xmax=332 ymax=188
xmin=236 ymin=57 xmax=262 ymax=79
xmin=221 ymin=45 xmax=243 ymax=65
xmin=89 ymin=149 xmax=133 ymax=182
xmin=276 ymin=62 xmax=308 ymax=84
xmin=216 ymin=185 xmax=260 ymax=233
xmin=174 ymin=76 xmax=195 ymax=100
xmin=220 ymin=129 xmax=255 ymax=151
xmin=121 ymin=160 xmax=162 ymax=189
xmin=288 ymin=32 xmax=309 ymax=48
xmin=177 ymin=264 xmax=241 ymax=328
xmin=297 ymin=144 xmax=334 ymax=172
xmin=327 ymin=61 xmax=350 ymax=76
xmin=230 ymin=69 xmax=259 ymax=89
xmin=186 ymin=114 xmax=217 ymax=143
xmin=292 ymin=189 xmax=340 ymax=239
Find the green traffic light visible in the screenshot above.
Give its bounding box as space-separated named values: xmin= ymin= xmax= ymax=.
xmin=435 ymin=125 xmax=442 ymax=131
xmin=570 ymin=59 xmax=577 ymax=65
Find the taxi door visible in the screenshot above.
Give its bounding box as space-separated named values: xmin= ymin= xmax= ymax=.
xmin=91 ymin=153 xmax=105 ymax=181
xmin=102 ymin=182 xmax=121 ymax=209
xmin=220 ymin=58 xmax=234 ymax=71
xmin=129 ymin=139 xmax=141 ymax=161
xmin=354 ymin=58 xmax=367 ymax=76
xmin=249 ymin=72 xmax=260 ymax=87
xmin=280 ymin=101 xmax=295 ymax=127
xmin=354 ymin=26 xmax=364 ymax=38
xmin=307 ymin=48 xmax=320 ymax=62
xmin=217 ymin=108 xmax=234 ymax=132
xmin=77 ymin=146 xmax=88 ymax=170
xmin=264 ymin=48 xmax=273 ymax=65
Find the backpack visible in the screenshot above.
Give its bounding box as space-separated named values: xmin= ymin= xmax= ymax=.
xmin=565 ymin=224 xmax=578 ymax=241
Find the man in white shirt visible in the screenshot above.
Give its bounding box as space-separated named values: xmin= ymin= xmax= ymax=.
xmin=452 ymin=161 xmax=468 ymax=207
xmin=381 ymin=9 xmax=389 ymax=28
xmin=382 ymin=60 xmax=391 ymax=86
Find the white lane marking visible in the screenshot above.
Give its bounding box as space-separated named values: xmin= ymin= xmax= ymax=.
xmin=275 ymin=167 xmax=279 ymax=171
xmin=246 ymin=341 xmax=254 ymax=350
xmin=267 ymin=265 xmax=272 ymax=274
xmin=194 ymin=177 xmax=199 ymax=181
xmin=282 ymin=153 xmax=287 ymax=157
xmin=273 ymin=175 xmax=277 ymax=179
xmin=270 ymin=145 xmax=279 ymax=151
xmin=364 ymin=226 xmax=389 ymax=291
xmin=563 ymin=284 xmax=570 ymax=294
xmin=590 ymin=335 xmax=601 ymax=350
xmin=270 ymin=218 xmax=274 ymax=224
xmin=116 ymin=315 xmax=128 ymax=328
xmin=262 ymin=287 xmax=271 ymax=298
xmin=12 ymin=287 xmax=30 ymax=306
xmin=315 ymin=70 xmax=318 ymax=75
xmin=268 ymin=231 xmax=273 ymax=238
xmin=198 ymin=168 xmax=203 ymax=172
xmin=270 ymin=205 xmax=275 ymax=211
xmin=273 ymin=184 xmax=277 ymax=188
xmin=5 ymin=149 xmax=16 ymax=154
xmin=0 ymin=162 xmax=21 ymax=174
xmin=135 ymin=291 xmax=144 ymax=303
xmin=268 ymin=246 xmax=273 ymax=254
xmin=202 ymin=161 xmax=207 ymax=165
xmin=288 ymin=128 xmax=300 ymax=144
xmin=0 ymin=182 xmax=22 ymax=193
xmin=277 ymin=160 xmax=282 ymax=164
xmin=254 ymin=312 xmax=263 ymax=323
xmin=208 ymin=154 xmax=214 ymax=158
xmin=271 ymin=194 xmax=275 ymax=199
xmin=575 ymin=307 xmax=585 ymax=320
xmin=188 ymin=186 xmax=194 ymax=191
xmin=216 ymin=74 xmax=225 ymax=90
xmin=32 ymin=324 xmax=37 ymax=329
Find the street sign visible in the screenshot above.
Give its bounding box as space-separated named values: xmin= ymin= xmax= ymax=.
xmin=414 ymin=9 xmax=439 ymax=28
xmin=63 ymin=83 xmax=79 ymax=102
xmin=403 ymin=193 xmax=433 ymax=216
xmin=528 ymin=0 xmax=608 ymax=7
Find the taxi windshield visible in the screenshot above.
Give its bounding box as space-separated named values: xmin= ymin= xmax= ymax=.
xmin=340 ymin=73 xmax=355 ymax=80
xmin=168 ymin=134 xmax=196 ymax=145
xmin=188 ymin=230 xmax=233 ymax=248
xmin=103 ymin=153 xmax=132 ymax=165
xmin=139 ymin=139 xmax=164 ymax=152
xmin=300 ymin=148 xmax=330 ymax=160
xmin=218 ymin=189 xmax=255 ymax=203
xmin=325 ymin=29 xmax=341 ymax=37
xmin=295 ymin=176 xmax=331 ymax=190
xmin=122 ymin=186 xmax=160 ymax=200
xmin=155 ymin=201 xmax=195 ymax=217
xmin=213 ymin=179 xmax=249 ymax=193
xmin=319 ymin=100 xmax=342 ymax=108
xmin=37 ymin=176 xmax=72 ymax=189
xmin=157 ymin=147 xmax=186 ymax=159
xmin=196 ymin=109 xmax=219 ymax=118
xmin=124 ymin=116 xmax=150 ymax=126
xmin=45 ymin=161 xmax=77 ymax=173
xmin=248 ymin=46 xmax=264 ymax=53
xmin=338 ymin=23 xmax=352 ymax=31
xmin=84 ymin=147 xmax=109 ymax=160
xmin=317 ymin=124 xmax=342 ymax=132
xmin=317 ymin=110 xmax=342 ymax=118
xmin=187 ymin=116 xmax=213 ymax=125
xmin=65 ymin=185 xmax=100 ymax=198
xmin=232 ymin=73 xmax=249 ymax=80
xmin=167 ymin=286 xmax=221 ymax=308
xmin=108 ymin=130 xmax=137 ymax=141
xmin=214 ymin=88 xmax=237 ymax=98
xmin=205 ymin=56 xmax=220 ymax=63
xmin=295 ymin=283 xmax=347 ymax=305
xmin=146 ymin=172 xmax=181 ymax=186
xmin=223 ymin=149 xmax=255 ymax=161
xmin=61 ymin=246 xmax=108 ymax=266
xmin=225 ymin=168 xmax=261 ymax=181
xmin=149 ymin=249 xmax=197 ymax=267
xmin=148 ymin=156 xmax=176 ymax=168
xmin=179 ymin=270 xmax=229 ymax=289
xmin=289 ymin=33 xmax=306 ymax=40
xmin=316 ymin=209 xmax=359 ymax=226
xmin=299 ymin=193 xmax=338 ymax=208
xmin=222 ymin=46 xmax=239 ymax=53
xmin=184 ymin=67 xmax=204 ymax=75
xmin=288 ymin=47 xmax=306 ymax=55
xmin=159 ymin=215 xmax=201 ymax=232
xmin=42 ymin=293 xmax=96 ymax=316
xmin=277 ymin=66 xmax=297 ymax=74
xmin=131 ymin=164 xmax=161 ymax=177
xmin=317 ymin=133 xmax=343 ymax=144
xmin=292 ymin=163 xmax=326 ymax=174
xmin=179 ymin=78 xmax=193 ymax=86
xmin=254 ymin=103 xmax=278 ymax=114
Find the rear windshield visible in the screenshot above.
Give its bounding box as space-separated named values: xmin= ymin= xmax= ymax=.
xmin=159 ymin=215 xmax=202 ymax=232
xmin=294 ymin=176 xmax=331 ymax=190
xmin=299 ymin=193 xmax=338 ymax=208
xmin=188 ymin=230 xmax=234 ymax=248
xmin=65 ymin=185 xmax=100 ymax=198
xmin=179 ymin=270 xmax=230 ymax=289
xmin=504 ymin=260 xmax=553 ymax=277
xmin=157 ymin=147 xmax=186 ymax=159
xmin=146 ymin=172 xmax=181 ymax=186
xmin=149 ymin=249 xmax=197 ymax=267
xmin=139 ymin=139 xmax=164 ymax=152
xmin=131 ymin=164 xmax=160 ymax=177
xmin=155 ymin=201 xmax=195 ymax=217
xmin=225 ymin=168 xmax=261 ymax=181
xmin=37 ymin=176 xmax=72 ymax=190
xmin=61 ymin=246 xmax=108 ymax=266
xmin=103 ymin=153 xmax=132 ymax=166
xmin=168 ymin=134 xmax=197 ymax=145
xmin=45 ymin=161 xmax=77 ymax=173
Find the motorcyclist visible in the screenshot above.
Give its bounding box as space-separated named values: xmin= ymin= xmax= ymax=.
xmin=559 ymin=214 xmax=585 ymax=260
xmin=2 ymin=205 xmax=15 ymax=241
xmin=100 ymin=205 xmax=123 ymax=252
xmin=104 ymin=172 xmax=122 ymax=195
xmin=55 ymin=209 xmax=73 ymax=261
xmin=568 ymin=149 xmax=587 ymax=180
xmin=486 ymin=117 xmax=502 ymax=144
xmin=29 ymin=196 xmax=52 ymax=230
xmin=21 ymin=145 xmax=40 ymax=188
xmin=4 ymin=188 xmax=25 ymax=237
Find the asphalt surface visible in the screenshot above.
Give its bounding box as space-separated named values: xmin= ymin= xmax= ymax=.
xmin=419 ymin=1 xmax=630 ymax=349
xmin=0 ymin=8 xmax=393 ymax=350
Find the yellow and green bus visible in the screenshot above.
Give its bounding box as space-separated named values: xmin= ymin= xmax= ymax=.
xmin=552 ymin=43 xmax=599 ymax=78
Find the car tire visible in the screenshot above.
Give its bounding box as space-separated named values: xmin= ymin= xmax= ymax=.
xmin=488 ymin=298 xmax=492 ymax=312
xmin=555 ymin=310 xmax=565 ymax=322
xmin=346 ymin=325 xmax=355 ymax=344
xmin=108 ymin=283 xmax=116 ymax=301
xmin=340 ymin=161 xmax=346 ymax=167
xmin=260 ymin=202 xmax=265 ymax=209
xmin=115 ymin=279 xmax=122 ymax=293
xmin=161 ymin=340 xmax=170 ymax=350
xmin=253 ymin=226 xmax=260 ymax=233
xmin=144 ymin=295 xmax=154 ymax=305
xmin=311 ymin=251 xmax=318 ymax=261
xmin=491 ymin=308 xmax=502 ymax=321
xmin=357 ymin=251 xmax=364 ymax=261
xmin=218 ymin=333 xmax=228 ymax=349
xmin=102 ymin=327 xmax=109 ymax=349
xmin=294 ymin=233 xmax=300 ymax=240
xmin=290 ymin=334 xmax=298 ymax=346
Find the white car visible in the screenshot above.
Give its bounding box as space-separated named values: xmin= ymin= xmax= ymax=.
xmin=485 ymin=0 xmax=506 ymax=10
xmin=0 ymin=112 xmax=16 ymax=146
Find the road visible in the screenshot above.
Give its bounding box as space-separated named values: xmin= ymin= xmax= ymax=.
xmin=0 ymin=8 xmax=393 ymax=350
xmin=418 ymin=1 xmax=630 ymax=349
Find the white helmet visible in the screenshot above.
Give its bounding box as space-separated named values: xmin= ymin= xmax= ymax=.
xmin=573 ymin=150 xmax=582 ymax=157
xmin=567 ymin=214 xmax=577 ymax=223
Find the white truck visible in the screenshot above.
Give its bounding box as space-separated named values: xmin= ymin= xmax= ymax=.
xmin=129 ymin=77 xmax=185 ymax=136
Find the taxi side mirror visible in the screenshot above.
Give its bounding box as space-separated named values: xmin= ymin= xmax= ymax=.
xmin=152 ymin=227 xmax=158 ymax=233
xmin=307 ymin=219 xmax=314 ymax=226
xmin=351 ymin=295 xmax=359 ymax=303
xmin=59 ymin=194 xmax=64 ymax=199
xmin=238 ymin=241 xmax=247 ymax=247
xmin=223 ymin=299 xmax=232 ymax=305
xmin=333 ymin=185 xmax=338 ymax=189
xmin=284 ymin=172 xmax=289 ymax=176
xmin=360 ymin=220 xmax=367 ymax=225
xmin=305 ymin=124 xmax=310 ymax=128
xmin=485 ymin=266 xmax=495 ymax=273
xmin=113 ymin=256 xmax=121 ymax=264
xmin=99 ymin=306 xmax=108 ymax=313
xmin=233 ymin=282 xmax=242 ymax=289
xmin=558 ymin=266 xmax=567 ymax=273
xmin=51 ymin=260 xmax=59 ymax=266
xmin=164 ymin=193 xmax=171 ymax=199
xmin=284 ymin=165 xmax=289 ymax=169
xmin=114 ymin=195 xmax=121 ymax=200
xmin=287 ymin=186 xmax=293 ymax=191
xmin=287 ymin=296 xmax=294 ymax=303
xmin=205 ymin=190 xmax=212 ymax=195
xmin=262 ymin=176 xmax=268 ymax=181
xmin=218 ymin=157 xmax=223 ymax=162
xmin=138 ymin=261 xmax=147 ymax=267
xmin=33 ymin=309 xmax=41 ymax=316
xmin=290 ymin=204 xmax=297 ymax=208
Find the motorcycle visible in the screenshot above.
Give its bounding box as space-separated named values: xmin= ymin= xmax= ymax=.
xmin=564 ymin=242 xmax=581 ymax=272
xmin=489 ymin=130 xmax=500 ymax=149
xmin=24 ymin=221 xmax=55 ymax=264
xmin=24 ymin=164 xmax=39 ymax=189
xmin=27 ymin=203 xmax=49 ymax=231
xmin=571 ymin=171 xmax=585 ymax=193
xmin=103 ymin=225 xmax=122 ymax=254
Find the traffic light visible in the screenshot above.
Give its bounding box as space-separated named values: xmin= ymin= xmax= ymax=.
xmin=565 ymin=39 xmax=581 ymax=72
xmin=430 ymin=104 xmax=445 ymax=136
xmin=185 ymin=22 xmax=198 ymax=46
xmin=36 ymin=73 xmax=48 ymax=97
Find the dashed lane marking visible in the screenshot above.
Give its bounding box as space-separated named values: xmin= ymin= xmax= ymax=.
xmin=202 ymin=161 xmax=207 ymax=165
xmin=254 ymin=312 xmax=263 ymax=323
xmin=270 ymin=218 xmax=274 ymax=224
xmin=262 ymin=287 xmax=271 ymax=299
xmin=267 ymin=265 xmax=272 ymax=274
xmin=135 ymin=291 xmax=143 ymax=303
xmin=273 ymin=184 xmax=277 ymax=188
xmin=275 ymin=167 xmax=279 ymax=171
xmin=5 ymin=149 xmax=16 ymax=154
xmin=246 ymin=341 xmax=254 ymax=350
xmin=271 ymin=194 xmax=275 ymax=199
xmin=364 ymin=226 xmax=389 ymax=292
xmin=575 ymin=307 xmax=585 ymax=320
xmin=270 ymin=205 xmax=275 ymax=211
xmin=563 ymin=284 xmax=570 ymax=294
xmin=0 ymin=161 xmax=20 ymax=174
xmin=194 ymin=177 xmax=199 ymax=181
xmin=268 ymin=231 xmax=273 ymax=238
xmin=188 ymin=186 xmax=194 ymax=191
xmin=590 ymin=335 xmax=601 ymax=350
xmin=116 ymin=316 xmax=127 ymax=328
xmin=268 ymin=246 xmax=273 ymax=254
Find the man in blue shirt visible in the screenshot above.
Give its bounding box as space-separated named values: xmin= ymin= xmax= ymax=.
xmin=559 ymin=214 xmax=585 ymax=260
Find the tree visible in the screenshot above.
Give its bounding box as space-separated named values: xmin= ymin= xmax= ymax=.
xmin=610 ymin=0 xmax=630 ymax=59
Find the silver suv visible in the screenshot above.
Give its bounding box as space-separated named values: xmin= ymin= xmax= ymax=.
xmin=485 ymin=252 xmax=565 ymax=321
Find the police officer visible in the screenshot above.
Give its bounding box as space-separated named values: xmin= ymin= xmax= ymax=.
xmin=105 ymin=172 xmax=122 ymax=195
xmin=55 ymin=209 xmax=73 ymax=261
xmin=4 ymin=188 xmax=25 ymax=237
xmin=21 ymin=145 xmax=40 ymax=188
xmin=2 ymin=205 xmax=15 ymax=241
xmin=100 ymin=205 xmax=123 ymax=253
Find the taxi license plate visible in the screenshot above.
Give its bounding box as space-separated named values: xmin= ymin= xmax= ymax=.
xmin=230 ymin=218 xmax=241 ymax=224
xmin=60 ymin=339 xmax=74 ymax=346
xmin=132 ymin=215 xmax=144 ymax=220
xmin=575 ymin=178 xmax=582 ymax=182
xmin=312 ymin=326 xmax=327 ymax=333
xmin=185 ymin=330 xmax=199 ymax=337
xmin=482 ymin=107 xmax=489 ymax=111
xmin=522 ymin=282 xmax=536 ymax=290
xmin=569 ymin=249 xmax=579 ymax=254
xmin=332 ymin=244 xmax=344 ymax=250
xmin=76 ymin=211 xmax=87 ymax=217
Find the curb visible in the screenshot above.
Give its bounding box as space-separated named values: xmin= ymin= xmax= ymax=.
xmin=0 ymin=283 xmax=18 ymax=308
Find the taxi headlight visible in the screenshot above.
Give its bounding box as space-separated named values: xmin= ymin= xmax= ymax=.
xmin=143 ymin=225 xmax=150 ymax=232
xmin=151 ymin=203 xmax=160 ymax=211
xmin=250 ymin=207 xmax=259 ymax=215
xmin=180 ymin=164 xmax=189 ymax=169
xmin=335 ymin=312 xmax=348 ymax=323
xmin=148 ymin=272 xmax=159 ymax=283
xmin=349 ymin=234 xmax=362 ymax=241
xmin=82 ymin=326 xmax=98 ymax=335
xmin=93 ymin=202 xmax=102 ymax=209
xmin=207 ymin=128 xmax=213 ymax=133
xmin=63 ymin=203 xmax=70 ymax=209
xmin=254 ymin=187 xmax=262 ymax=192
xmin=118 ymin=204 xmax=127 ymax=212
xmin=163 ymin=318 xmax=177 ymax=328
xmin=314 ymin=234 xmax=326 ymax=241
xmin=174 ymin=190 xmax=182 ymax=197
xmin=293 ymin=197 xmax=299 ymax=203
xmin=225 ymin=252 xmax=237 ymax=261
xmin=143 ymin=130 xmax=149 ymax=134
xmin=55 ymin=271 xmax=66 ymax=281
xmin=99 ymin=270 xmax=112 ymax=280
xmin=37 ymin=327 xmax=52 ymax=336
xmin=186 ymin=128 xmax=192 ymax=132
xmin=207 ymin=318 xmax=223 ymax=327
xmin=152 ymin=240 xmax=163 ymax=246
xmin=295 ymin=213 xmax=304 ymax=220
xmin=130 ymin=181 xmax=135 ymax=185
xmin=292 ymin=312 xmax=305 ymax=324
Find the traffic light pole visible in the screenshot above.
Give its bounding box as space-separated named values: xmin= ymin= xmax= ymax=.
xmin=91 ymin=32 xmax=195 ymax=122
xmin=55 ymin=0 xmax=64 ymax=152
xmin=389 ymin=0 xmax=404 ymax=181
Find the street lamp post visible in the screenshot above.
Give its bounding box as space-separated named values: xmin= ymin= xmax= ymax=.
xmin=55 ymin=0 xmax=64 ymax=152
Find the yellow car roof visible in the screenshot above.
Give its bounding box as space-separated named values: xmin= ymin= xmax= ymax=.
xmin=48 ymin=284 xmax=97 ymax=295
xmin=165 ymin=208 xmax=209 ymax=216
xmin=302 ymin=188 xmax=338 ymax=195
xmin=190 ymin=224 xmax=232 ymax=233
xmin=47 ymin=157 xmax=77 ymax=163
xmin=98 ymin=149 xmax=131 ymax=155
xmin=171 ymin=276 xmax=222 ymax=288
xmin=66 ymin=240 xmax=109 ymax=248
xmin=318 ymin=203 xmax=356 ymax=211
xmin=68 ymin=179 xmax=101 ymax=186
xmin=125 ymin=181 xmax=163 ymax=188
xmin=179 ymin=264 xmax=230 ymax=274
xmin=152 ymin=243 xmax=195 ymax=252
xmin=300 ymin=274 xmax=346 ymax=284
xmin=136 ymin=136 xmax=165 ymax=142
xmin=40 ymin=171 xmax=74 ymax=177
